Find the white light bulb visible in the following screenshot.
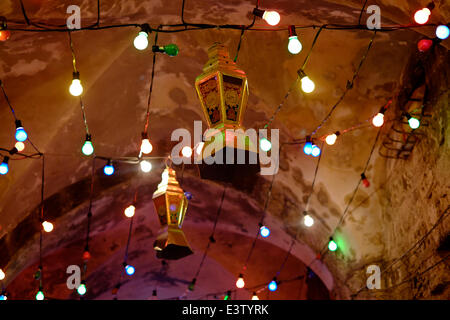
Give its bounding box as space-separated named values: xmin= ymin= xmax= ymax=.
xmin=372 ymin=113 xmax=385 ymax=127
xmin=262 ymin=11 xmax=280 ymax=26
xmin=288 ymin=36 xmax=302 ymax=54
xmin=42 ymin=221 xmax=54 ymax=233
xmin=301 ymin=76 xmax=315 ymax=93
xmin=140 ymin=138 xmax=153 ymax=154
xmin=181 ymin=146 xmax=193 ymax=158
xmin=0 ymin=269 xmax=5 ymax=280
xmin=414 ymin=9 xmax=431 ymax=25
xmin=195 ymin=142 xmax=204 ymax=156
xmin=251 ymin=294 xmax=259 ymax=300
xmin=304 ymin=214 xmax=314 ymax=227
xmin=140 ymin=160 xmax=152 ymax=173
xmin=69 ymin=79 xmax=83 ymax=96
xmin=325 ymin=133 xmax=337 ymax=146
xmin=134 ymin=31 xmax=149 ymax=50
xmin=236 ymin=276 xmax=245 ymax=289
xmin=260 ymin=137 xmax=272 ymax=152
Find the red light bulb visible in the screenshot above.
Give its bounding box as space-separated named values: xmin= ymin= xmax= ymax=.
xmin=0 ymin=30 xmax=10 ymax=41
xmin=417 ymin=39 xmax=433 ymax=52
xmin=361 ymin=173 xmax=370 ymax=188
xmin=82 ymin=251 xmax=91 ymax=262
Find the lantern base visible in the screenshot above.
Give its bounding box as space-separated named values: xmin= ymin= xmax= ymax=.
xmin=197 ymin=147 xmax=260 ymax=192
xmin=153 ymin=227 xmax=193 ymax=260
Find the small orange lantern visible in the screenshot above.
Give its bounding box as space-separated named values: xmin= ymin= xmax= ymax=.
xmin=152 ymin=167 xmax=193 ymax=260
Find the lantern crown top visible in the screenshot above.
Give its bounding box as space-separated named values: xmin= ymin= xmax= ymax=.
xmin=201 ymin=42 xmax=246 ymax=77
xmin=155 ymin=167 xmax=183 ymax=194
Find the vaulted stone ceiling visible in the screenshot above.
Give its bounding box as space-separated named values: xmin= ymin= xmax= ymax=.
xmin=0 ymin=0 xmax=448 ymax=300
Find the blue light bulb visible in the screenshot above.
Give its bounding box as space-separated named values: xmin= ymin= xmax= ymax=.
xmin=103 ymin=161 xmax=114 ymax=176
xmin=0 ymin=294 xmax=7 ymax=300
xmin=260 ymin=226 xmax=270 ymax=238
xmin=125 ymin=265 xmax=135 ymax=276
xmin=436 ymin=25 xmax=449 ymax=40
xmin=268 ymin=280 xmax=277 ymax=291
xmin=311 ymin=145 xmax=321 ymax=157
xmin=0 ymin=157 xmax=9 ymax=175
xmin=15 ymin=127 xmax=28 ymax=142
xmin=303 ymin=142 xmax=313 ymax=155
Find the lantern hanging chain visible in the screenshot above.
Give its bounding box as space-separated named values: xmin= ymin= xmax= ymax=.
xmin=143 ymin=30 xmax=159 ymax=134
xmin=310 ymin=30 xmax=377 ymax=137
xmin=191 ymin=185 xmax=227 ymax=281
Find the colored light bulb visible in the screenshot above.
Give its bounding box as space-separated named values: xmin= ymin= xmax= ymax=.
xmin=418 ymin=39 xmax=433 ymax=52
xmin=103 ymin=160 xmax=114 ymax=176
xmin=15 ymin=141 xmax=25 ymax=152
xmin=361 ymin=173 xmax=370 ymax=188
xmin=303 ymin=142 xmax=313 ymax=155
xmin=188 ymin=278 xmax=196 ymax=291
xmin=0 ymin=269 xmax=5 ymax=280
xmin=260 ymin=137 xmax=272 ymax=152
xmin=414 ymin=8 xmax=431 ymax=25
xmin=124 ymin=205 xmax=135 ymax=218
xmin=134 ymin=31 xmax=149 ymax=50
xmin=251 ymin=293 xmax=259 ymax=300
xmin=0 ymin=157 xmax=9 ymax=175
xmin=259 ymin=226 xmax=270 ymax=238
xmin=0 ymin=30 xmax=11 ymax=41
xmin=268 ymin=279 xmax=277 ymax=291
xmin=311 ymin=145 xmax=321 ymax=157
xmin=35 ymin=290 xmax=45 ymax=300
xmin=328 ymin=238 xmax=338 ymax=251
xmin=325 ymin=133 xmax=337 ymax=146
xmin=15 ymin=120 xmax=28 ymax=142
xmin=236 ymin=274 xmax=245 ymax=289
xmin=163 ymin=44 xmax=179 ymax=57
xmin=77 ymin=282 xmax=87 ymax=296
xmin=184 ymin=191 xmax=193 ymax=200
xmin=288 ymin=36 xmax=302 ymax=54
xmin=372 ymin=113 xmax=385 ymax=127
xmin=42 ymin=221 xmax=54 ymax=233
xmin=125 ymin=265 xmax=135 ymax=275
xmin=300 ymin=76 xmax=315 ymax=93
xmin=262 ymin=11 xmax=280 ymax=26
xmin=140 ymin=160 xmax=152 ymax=173
xmin=0 ymin=294 xmax=6 ymax=300
xmin=181 ymin=146 xmax=193 ymax=157
xmin=304 ymin=214 xmax=314 ymax=227
xmin=82 ymin=136 xmax=94 ymax=156
xmin=69 ymin=72 xmax=83 ymax=96
xmin=436 ymin=25 xmax=450 ymax=40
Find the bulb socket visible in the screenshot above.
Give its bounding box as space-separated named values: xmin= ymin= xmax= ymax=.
xmin=335 ymin=131 xmax=341 ymax=136
xmin=140 ymin=23 xmax=151 ymax=34
xmin=288 ymin=25 xmax=297 ymax=37
xmin=297 ymin=69 xmax=307 ymax=79
xmin=106 ymin=159 xmax=113 ymax=166
xmin=9 ymin=147 xmax=18 ymax=155
xmin=305 ymin=135 xmax=312 ymax=143
xmin=85 ymin=133 xmax=92 ymax=142
xmin=426 ymin=2 xmax=435 ymax=11
xmin=252 ymin=8 xmax=265 ymax=18
xmin=0 ymin=16 xmax=7 ymax=30
xmin=15 ymin=119 xmax=23 ymax=129
xmin=404 ymin=113 xmax=412 ymax=120
xmin=361 ymin=173 xmax=367 ymax=180
xmin=141 ymin=132 xmax=149 ymax=140
xmin=72 ymin=72 xmax=80 ymax=80
xmin=2 ymin=156 xmax=9 ymax=165
xmin=152 ymin=45 xmax=165 ymax=53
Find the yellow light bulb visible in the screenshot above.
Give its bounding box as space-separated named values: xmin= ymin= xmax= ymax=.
xmin=124 ymin=205 xmax=135 ymax=218
xmin=42 ymin=221 xmax=54 ymax=233
xmin=325 ymin=133 xmax=337 ymax=146
xmin=262 ymin=11 xmax=280 ymax=26
xmin=69 ymin=79 xmax=83 ymax=96
xmin=140 ymin=138 xmax=153 ymax=154
xmin=301 ymin=76 xmax=315 ymax=93
xmin=251 ymin=293 xmax=259 ymax=300
xmin=372 ymin=113 xmax=384 ymax=127
xmin=236 ymin=276 xmax=245 ymax=289
xmin=15 ymin=141 xmax=25 ymax=152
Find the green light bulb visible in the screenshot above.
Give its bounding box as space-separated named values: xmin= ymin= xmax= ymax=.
xmin=163 ymin=44 xmax=179 ymax=57
xmin=77 ymin=283 xmax=87 ymax=296
xmin=328 ymin=239 xmax=338 ymax=252
xmin=35 ymin=290 xmax=45 ymax=300
xmin=82 ymin=140 xmax=94 ymax=156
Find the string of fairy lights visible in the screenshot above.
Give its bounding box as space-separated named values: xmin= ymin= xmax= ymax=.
xmin=0 ymin=0 xmax=448 ymax=300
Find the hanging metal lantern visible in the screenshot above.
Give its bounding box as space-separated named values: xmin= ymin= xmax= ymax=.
xmin=152 ymin=167 xmax=193 ymax=260
xmin=194 ymin=42 xmax=260 ymax=190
